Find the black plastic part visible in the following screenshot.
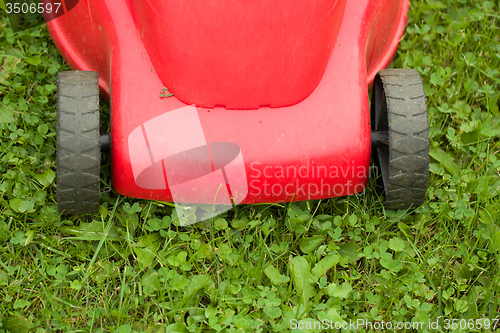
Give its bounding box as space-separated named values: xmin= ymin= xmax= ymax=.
xmin=100 ymin=133 xmax=111 ymax=153
xmin=370 ymin=69 xmax=429 ymax=210
xmin=56 ymin=71 xmax=101 ymax=214
xmin=371 ymin=131 xmax=389 ymax=148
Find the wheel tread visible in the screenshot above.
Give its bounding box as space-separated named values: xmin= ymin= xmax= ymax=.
xmin=372 ymin=69 xmax=430 ymax=210
xmin=56 ymin=71 xmax=100 ymax=215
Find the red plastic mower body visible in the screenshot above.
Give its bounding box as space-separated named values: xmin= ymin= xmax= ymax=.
xmin=47 ymin=0 xmax=409 ymax=205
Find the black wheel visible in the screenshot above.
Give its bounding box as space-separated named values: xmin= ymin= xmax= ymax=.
xmin=56 ymin=71 xmax=100 ymax=214
xmin=371 ymin=69 xmax=429 ymax=210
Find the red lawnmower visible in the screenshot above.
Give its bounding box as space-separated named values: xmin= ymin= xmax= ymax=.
xmin=48 ymin=0 xmax=429 ymax=215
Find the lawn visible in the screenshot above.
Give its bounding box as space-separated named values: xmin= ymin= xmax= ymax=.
xmin=1 ymin=0 xmax=500 ymax=332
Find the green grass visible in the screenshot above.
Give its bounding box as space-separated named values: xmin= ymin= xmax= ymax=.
xmin=1 ymin=0 xmax=500 ymax=332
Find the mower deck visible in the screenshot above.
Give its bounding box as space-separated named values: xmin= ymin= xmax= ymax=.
xmin=47 ymin=0 xmax=409 ymax=204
